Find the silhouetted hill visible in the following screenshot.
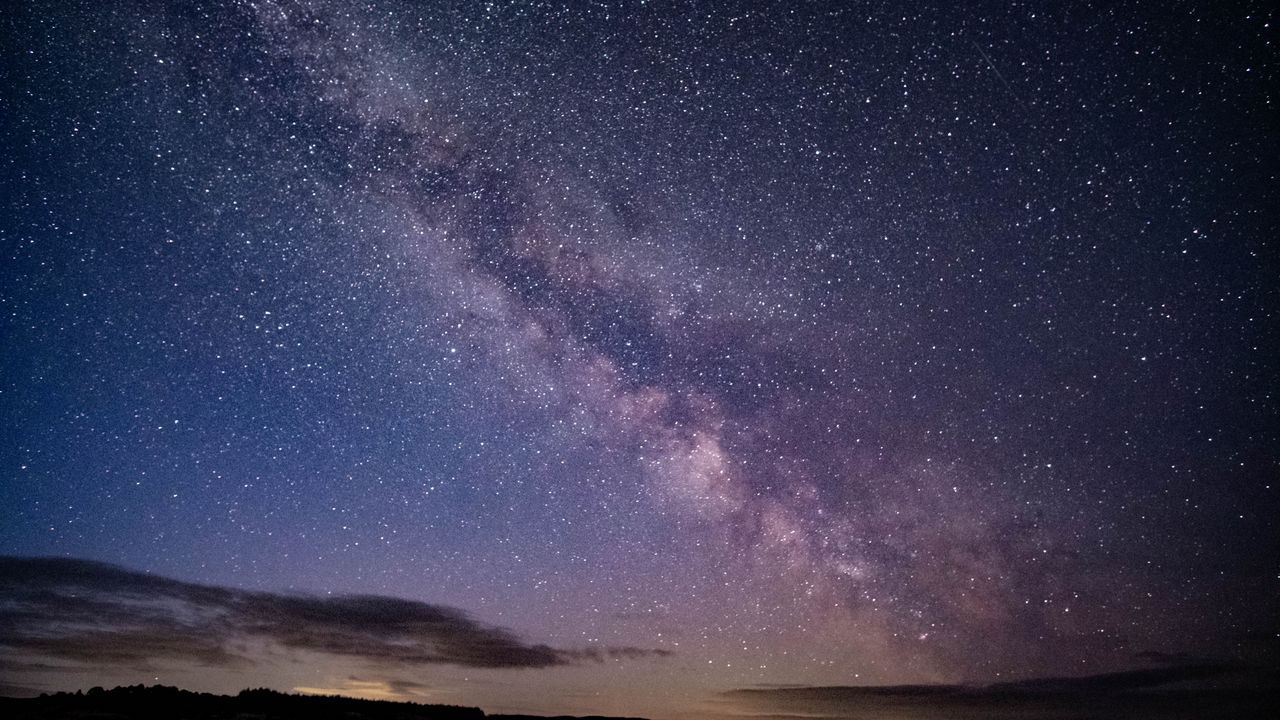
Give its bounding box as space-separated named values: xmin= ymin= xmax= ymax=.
xmin=0 ymin=685 xmax=649 ymax=720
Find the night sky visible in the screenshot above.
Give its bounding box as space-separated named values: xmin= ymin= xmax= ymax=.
xmin=1 ymin=1 xmax=1276 ymax=718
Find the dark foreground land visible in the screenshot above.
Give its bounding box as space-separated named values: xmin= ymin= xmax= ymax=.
xmin=0 ymin=686 xmax=649 ymax=720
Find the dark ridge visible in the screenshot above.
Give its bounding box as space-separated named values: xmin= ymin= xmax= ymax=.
xmin=0 ymin=685 xmax=650 ymax=720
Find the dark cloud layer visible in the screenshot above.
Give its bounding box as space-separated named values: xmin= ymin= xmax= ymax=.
xmin=722 ymin=665 xmax=1277 ymax=720
xmin=0 ymin=557 xmax=668 ymax=671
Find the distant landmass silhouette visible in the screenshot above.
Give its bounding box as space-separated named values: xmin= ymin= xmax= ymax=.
xmin=0 ymin=685 xmax=649 ymax=720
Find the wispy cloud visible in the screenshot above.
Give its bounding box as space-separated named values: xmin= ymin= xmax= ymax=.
xmin=0 ymin=557 xmax=669 ymax=672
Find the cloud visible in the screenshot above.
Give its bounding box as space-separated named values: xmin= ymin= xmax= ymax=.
xmin=728 ymin=665 xmax=1240 ymax=700
xmin=0 ymin=557 xmax=669 ymax=672
xmin=983 ymin=665 xmax=1242 ymax=694
xmin=722 ymin=665 xmax=1269 ymax=720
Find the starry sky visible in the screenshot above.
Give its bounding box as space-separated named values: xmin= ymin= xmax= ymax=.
xmin=1 ymin=1 xmax=1276 ymax=718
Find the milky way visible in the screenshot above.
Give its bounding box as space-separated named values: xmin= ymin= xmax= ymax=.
xmin=1 ymin=1 xmax=1276 ymax=717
